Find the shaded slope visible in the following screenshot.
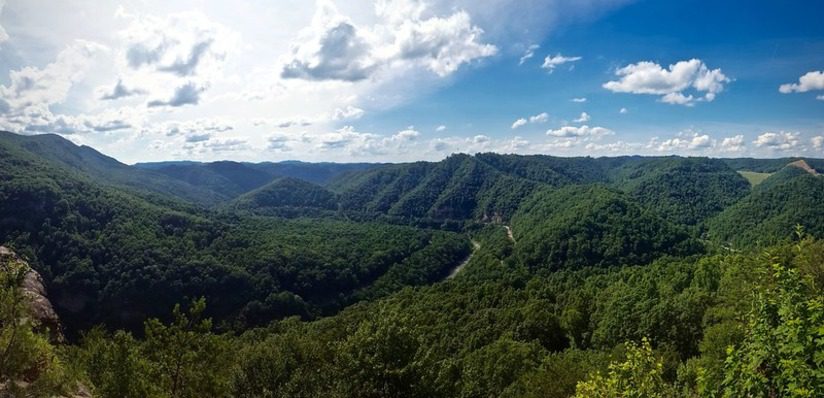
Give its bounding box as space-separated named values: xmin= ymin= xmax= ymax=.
xmin=331 ymin=154 xmax=540 ymax=221
xmin=230 ymin=177 xmax=339 ymax=212
xmin=708 ymin=166 xmax=824 ymax=247
xmin=511 ymin=185 xmax=701 ymax=270
xmin=607 ymin=157 xmax=750 ymax=225
xmin=150 ymin=161 xmax=275 ymax=198
xmin=0 ymin=138 xmax=469 ymax=334
xmin=0 ymin=131 xmax=224 ymax=205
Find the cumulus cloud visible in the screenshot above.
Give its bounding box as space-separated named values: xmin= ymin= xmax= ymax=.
xmin=185 ymin=133 xmax=211 ymax=143
xmin=779 ymin=71 xmax=824 ymax=94
xmin=276 ymin=119 xmax=314 ymax=128
xmin=541 ymin=54 xmax=581 ymax=72
xmin=584 ymin=140 xmax=643 ymax=153
xmin=9 ymin=106 xmax=141 ymax=136
xmin=574 ymin=112 xmax=590 ymax=123
xmin=719 ymin=135 xmax=746 ymax=153
xmin=603 ymin=59 xmax=729 ymax=105
xmin=0 ymin=40 xmax=113 ymax=133
xmin=818 ymin=95 xmax=824 ymax=101
xmin=267 ymin=134 xmax=295 ymax=151
xmin=281 ymin=0 xmax=496 ymax=82
xmin=518 ymin=44 xmax=539 ymax=65
xmin=546 ymin=125 xmax=613 ymax=138
xmin=142 ymin=118 xmax=233 ymax=138
xmin=315 ymin=125 xmax=421 ymax=156
xmin=529 ymin=112 xmax=549 ymax=123
xmin=99 ymin=79 xmax=146 ymax=100
xmin=0 ymin=40 xmax=107 ymax=109
xmin=753 ymin=131 xmax=800 ymax=151
xmin=147 ymin=82 xmax=205 ymax=107
xmin=571 ymin=97 xmax=587 ymax=103
xmin=202 ymin=138 xmax=248 ymax=152
xmin=619 ymin=107 xmax=628 ymax=114
xmin=435 ymin=125 xmax=446 ymax=132
xmin=812 ymin=136 xmax=824 ymax=151
xmin=651 ymin=131 xmax=713 ymax=152
xmin=120 ymin=12 xmax=232 ymax=78
xmin=512 ymin=112 xmax=548 ymax=129
xmin=333 ymin=105 xmax=365 ymax=120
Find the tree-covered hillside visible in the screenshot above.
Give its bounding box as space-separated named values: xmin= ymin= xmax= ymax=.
xmin=228 ymin=177 xmax=339 ymax=214
xmin=511 ymin=185 xmax=700 ymax=270
xmin=607 ymin=157 xmax=751 ymax=225
xmin=708 ymin=171 xmax=824 ymax=248
xmin=332 ymin=154 xmax=541 ymax=221
xmin=0 ymin=131 xmax=226 ymax=206
xmin=2 ymin=131 xmax=824 ymax=397
xmin=0 ymin=136 xmax=469 ymax=333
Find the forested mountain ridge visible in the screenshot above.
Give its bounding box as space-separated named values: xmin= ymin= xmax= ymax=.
xmin=707 ymin=163 xmax=824 ymax=247
xmin=137 ymin=159 xmax=379 ymax=188
xmin=0 ymin=133 xmax=471 ymax=334
xmin=0 ymin=131 xmax=226 ymax=206
xmin=2 ymin=131 xmax=824 ymax=397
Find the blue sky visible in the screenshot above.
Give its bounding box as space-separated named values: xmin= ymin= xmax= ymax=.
xmin=0 ymin=0 xmax=822 ymax=163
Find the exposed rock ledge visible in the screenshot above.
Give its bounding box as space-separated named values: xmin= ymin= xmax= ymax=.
xmin=0 ymin=245 xmax=64 ymax=343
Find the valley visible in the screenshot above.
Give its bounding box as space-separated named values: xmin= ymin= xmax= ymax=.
xmin=1 ymin=131 xmax=823 ymax=397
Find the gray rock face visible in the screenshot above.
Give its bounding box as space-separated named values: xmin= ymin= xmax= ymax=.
xmin=0 ymin=245 xmax=65 ymax=343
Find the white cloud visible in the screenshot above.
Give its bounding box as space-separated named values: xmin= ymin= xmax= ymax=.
xmin=528 ymin=112 xmax=549 ymax=123
xmin=511 ymin=118 xmax=527 ymax=129
xmin=0 ymin=40 xmax=107 ymax=109
xmin=603 ymin=59 xmax=729 ymax=106
xmin=753 ymin=131 xmax=800 ymax=151
xmin=546 ymin=125 xmax=613 ymax=138
xmin=573 ymin=112 xmax=590 ymax=123
xmin=810 ymin=136 xmax=823 ymax=151
xmin=571 ymin=97 xmax=587 ymax=103
xmin=313 ymin=125 xmax=423 ymax=156
xmin=619 ymin=107 xmax=628 ymax=114
xmin=541 ymin=53 xmax=581 ymax=72
xmin=584 ymin=140 xmax=643 ymax=153
xmin=518 ymin=44 xmax=539 ymax=65
xmin=512 ymin=112 xmax=548 ymax=129
xmin=281 ymin=0 xmax=497 ymax=81
xmin=147 ymin=82 xmax=205 ymax=107
xmin=719 ymin=134 xmax=745 ymax=153
xmin=818 ymin=95 xmax=824 ymax=101
xmin=651 ymin=131 xmax=713 ymax=152
xmin=779 ymin=71 xmax=824 ymax=94
xmin=0 ymin=40 xmax=112 ymax=133
xmin=333 ymin=105 xmax=365 ymax=120
xmin=435 ymin=125 xmax=446 ymax=132
xmin=98 ymin=79 xmax=146 ymax=100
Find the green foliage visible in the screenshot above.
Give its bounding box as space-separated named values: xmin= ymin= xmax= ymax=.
xmin=142 ymin=298 xmax=233 ymax=398
xmin=229 ymin=177 xmax=339 ymax=213
xmin=573 ymin=338 xmax=676 ymax=398
xmin=512 ymin=185 xmax=701 ymax=270
xmin=332 ymin=154 xmax=541 ymax=221
xmin=611 ymin=157 xmax=750 ymax=225
xmin=738 ymin=170 xmax=772 ymax=187
xmin=73 ymin=299 xmax=234 ymax=398
xmin=708 ymin=173 xmax=824 ymax=247
xmin=0 ymin=253 xmax=77 ymax=397
xmin=718 ymin=242 xmax=824 ymax=397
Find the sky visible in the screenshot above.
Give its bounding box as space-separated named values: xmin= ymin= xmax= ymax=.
xmin=0 ymin=0 xmax=822 ymax=164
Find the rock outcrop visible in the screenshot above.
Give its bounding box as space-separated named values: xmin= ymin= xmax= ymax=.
xmin=0 ymin=245 xmax=64 ymax=343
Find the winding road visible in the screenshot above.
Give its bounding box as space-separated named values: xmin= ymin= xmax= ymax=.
xmin=445 ymin=239 xmax=481 ymax=279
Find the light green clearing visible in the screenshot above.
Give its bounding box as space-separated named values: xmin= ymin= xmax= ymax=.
xmin=738 ymin=171 xmax=772 ymax=187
